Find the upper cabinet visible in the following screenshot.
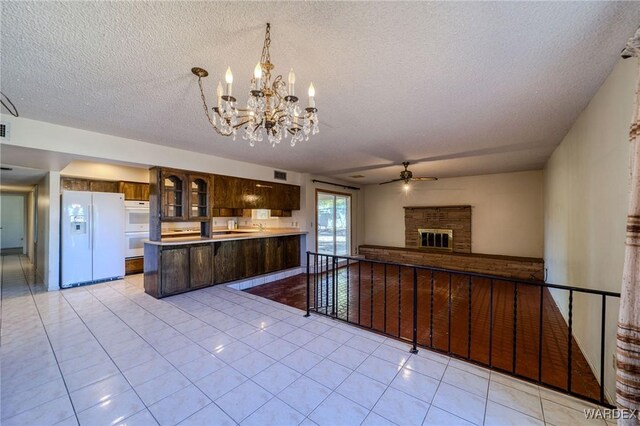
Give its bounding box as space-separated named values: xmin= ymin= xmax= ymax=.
xmin=118 ymin=181 xmax=150 ymax=201
xmin=153 ymin=168 xmax=212 ymax=222
xmin=212 ymin=175 xmax=300 ymax=211
xmin=160 ymin=170 xmax=187 ymax=220
xmin=188 ymin=174 xmax=211 ymax=221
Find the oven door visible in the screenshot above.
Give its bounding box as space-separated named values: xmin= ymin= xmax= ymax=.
xmin=125 ymin=231 xmax=148 ymax=258
xmin=125 ymin=208 xmax=149 ymax=232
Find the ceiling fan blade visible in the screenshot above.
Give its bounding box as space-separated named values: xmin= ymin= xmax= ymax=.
xmin=411 ymin=177 xmax=438 ymax=181
xmin=379 ymin=178 xmax=403 ymax=185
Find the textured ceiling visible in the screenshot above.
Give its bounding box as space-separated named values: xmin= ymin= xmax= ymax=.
xmin=2 ymin=2 xmax=639 ymax=184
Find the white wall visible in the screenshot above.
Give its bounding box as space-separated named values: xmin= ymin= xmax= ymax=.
xmin=544 ymin=58 xmax=637 ymax=401
xmin=35 ymin=172 xmax=61 ymax=290
xmin=364 ymin=170 xmax=545 ymax=258
xmin=61 ymin=160 xmax=149 ymax=182
xmin=26 ymin=189 xmax=35 ymax=260
xmin=2 ymin=116 xmax=302 ymax=185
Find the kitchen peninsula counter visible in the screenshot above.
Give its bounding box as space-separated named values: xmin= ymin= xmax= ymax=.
xmin=147 ymin=228 xmax=307 ymax=246
xmin=144 ymin=229 xmax=305 ymax=298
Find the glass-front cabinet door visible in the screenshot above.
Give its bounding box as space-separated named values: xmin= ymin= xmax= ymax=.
xmin=188 ymin=174 xmax=210 ymax=220
xmin=161 ymin=172 xmax=186 ymax=220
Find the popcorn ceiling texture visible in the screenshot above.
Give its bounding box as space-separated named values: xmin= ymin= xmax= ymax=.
xmin=2 ymin=2 xmax=639 ymax=182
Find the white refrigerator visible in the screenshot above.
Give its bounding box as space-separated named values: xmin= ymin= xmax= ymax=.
xmin=61 ymin=191 xmax=125 ymax=288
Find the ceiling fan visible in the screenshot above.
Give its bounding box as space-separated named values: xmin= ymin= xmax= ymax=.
xmin=379 ymin=162 xmax=438 ymax=185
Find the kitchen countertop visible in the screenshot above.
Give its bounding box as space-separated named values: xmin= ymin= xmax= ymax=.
xmin=146 ymin=228 xmax=308 ymax=246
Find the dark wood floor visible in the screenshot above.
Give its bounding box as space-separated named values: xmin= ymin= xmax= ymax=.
xmin=247 ymin=262 xmax=603 ymax=402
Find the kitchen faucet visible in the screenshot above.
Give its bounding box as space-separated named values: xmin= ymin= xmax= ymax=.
xmin=253 ymin=223 xmax=265 ymax=231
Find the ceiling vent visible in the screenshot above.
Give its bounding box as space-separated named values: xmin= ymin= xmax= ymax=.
xmin=0 ymin=122 xmax=9 ymax=140
xmin=274 ymin=170 xmax=287 ymax=181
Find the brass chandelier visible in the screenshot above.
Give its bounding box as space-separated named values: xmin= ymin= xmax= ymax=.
xmin=191 ymin=23 xmax=319 ymax=147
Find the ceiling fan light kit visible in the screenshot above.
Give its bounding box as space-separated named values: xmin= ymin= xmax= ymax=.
xmin=379 ymin=161 xmax=438 ymax=187
xmin=191 ymin=23 xmax=319 ymax=147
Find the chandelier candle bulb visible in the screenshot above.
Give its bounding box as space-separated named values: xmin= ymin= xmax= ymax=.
xmin=288 ymin=69 xmax=296 ymax=95
xmin=225 ymin=67 xmax=233 ymax=96
xmin=254 ymin=63 xmax=262 ymax=89
xmin=308 ymin=82 xmax=315 ymax=108
xmin=216 ymin=82 xmax=223 ymax=109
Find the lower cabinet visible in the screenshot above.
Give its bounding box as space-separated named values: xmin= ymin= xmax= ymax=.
xmin=190 ymin=244 xmax=214 ymax=288
xmin=160 ymin=247 xmax=190 ymax=295
xmin=144 ymin=235 xmax=302 ymax=297
xmin=284 ymin=236 xmax=301 ymax=269
xmin=214 ymin=240 xmax=244 ymax=284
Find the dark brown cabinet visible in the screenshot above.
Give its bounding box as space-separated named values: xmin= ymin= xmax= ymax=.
xmin=188 ymin=174 xmax=211 ymax=221
xmin=214 ymin=241 xmax=243 ymax=284
xmin=160 ymin=170 xmax=187 ymax=221
xmin=61 ymin=177 xmax=119 ymax=193
xmin=264 ymin=237 xmax=284 ymax=274
xmin=284 ymin=236 xmax=301 ymax=269
xmin=190 ymin=245 xmax=213 ymax=288
xmin=119 ymin=181 xmax=150 ymax=201
xmin=213 ymin=175 xmax=300 ymax=211
xmin=160 ymin=247 xmax=190 ymax=296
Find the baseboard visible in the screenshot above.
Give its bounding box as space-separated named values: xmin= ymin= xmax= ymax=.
xmin=226 ymin=267 xmax=304 ymax=291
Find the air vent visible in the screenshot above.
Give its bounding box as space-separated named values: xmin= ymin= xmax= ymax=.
xmin=274 ymin=170 xmax=287 ymax=181
xmin=350 ymin=175 xmax=365 ymax=179
xmin=0 ymin=122 xmax=9 ymax=140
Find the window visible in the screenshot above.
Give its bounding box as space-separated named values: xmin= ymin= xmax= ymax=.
xmin=316 ymin=190 xmax=351 ymax=255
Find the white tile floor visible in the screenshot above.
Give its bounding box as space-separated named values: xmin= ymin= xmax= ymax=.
xmin=1 ymin=255 xmax=611 ymax=426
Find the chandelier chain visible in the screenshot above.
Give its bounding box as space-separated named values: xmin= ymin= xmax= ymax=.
xmin=261 ymin=23 xmax=271 ymax=65
xmin=197 ymin=77 xmax=229 ymax=136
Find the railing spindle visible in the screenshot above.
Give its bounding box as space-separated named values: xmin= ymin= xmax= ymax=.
xmin=314 ymin=253 xmax=318 ymax=312
xmin=370 ymin=262 xmax=374 ymax=329
xmin=358 ymin=260 xmax=362 ymax=325
xmin=398 ymin=266 xmax=402 ymax=339
xmin=538 ymin=285 xmax=544 ymax=383
xmin=448 ymin=272 xmax=452 ymax=353
xmin=468 ymin=276 xmax=472 ymax=360
xmin=332 ymin=257 xmax=337 ymax=316
xmin=513 ymin=282 xmax=518 ymax=374
xmin=305 ymin=251 xmax=310 ymax=317
xmin=346 ymin=258 xmax=350 ymax=323
xmin=383 ymin=263 xmax=387 ymax=334
xmin=325 ymin=255 xmax=329 ymax=314
xmin=411 ymin=267 xmax=418 ymax=354
xmin=568 ymin=289 xmax=573 ymax=392
xmin=600 ymin=294 xmax=606 ymax=404
xmin=430 ymin=270 xmax=434 ymax=348
xmin=489 ymin=279 xmax=494 ymax=367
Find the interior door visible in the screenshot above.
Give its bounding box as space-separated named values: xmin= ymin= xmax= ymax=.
xmin=92 ymin=192 xmax=125 ymax=281
xmin=316 ymin=191 xmax=351 ymax=256
xmin=0 ymin=194 xmax=25 ymax=251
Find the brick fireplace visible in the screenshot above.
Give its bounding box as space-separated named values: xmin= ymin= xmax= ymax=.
xmin=405 ymin=205 xmax=471 ymax=253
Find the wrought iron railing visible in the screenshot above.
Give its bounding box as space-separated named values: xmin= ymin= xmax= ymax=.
xmin=305 ymin=251 xmax=620 ymax=408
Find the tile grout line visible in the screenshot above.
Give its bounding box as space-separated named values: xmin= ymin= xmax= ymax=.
xmin=3 ymin=255 xmax=80 ymax=425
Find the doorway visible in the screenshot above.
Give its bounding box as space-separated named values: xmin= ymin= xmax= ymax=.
xmin=316 ymin=190 xmax=351 ymax=255
xmin=1 ymin=194 xmax=25 ymax=254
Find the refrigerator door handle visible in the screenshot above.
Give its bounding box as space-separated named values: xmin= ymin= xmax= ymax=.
xmin=88 ymin=204 xmax=92 ymax=250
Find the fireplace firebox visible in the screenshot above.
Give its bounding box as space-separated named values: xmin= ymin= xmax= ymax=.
xmin=418 ymin=228 xmax=453 ymax=251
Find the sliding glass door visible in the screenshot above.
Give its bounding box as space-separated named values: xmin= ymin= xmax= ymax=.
xmin=316 ymin=190 xmax=350 ymax=255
